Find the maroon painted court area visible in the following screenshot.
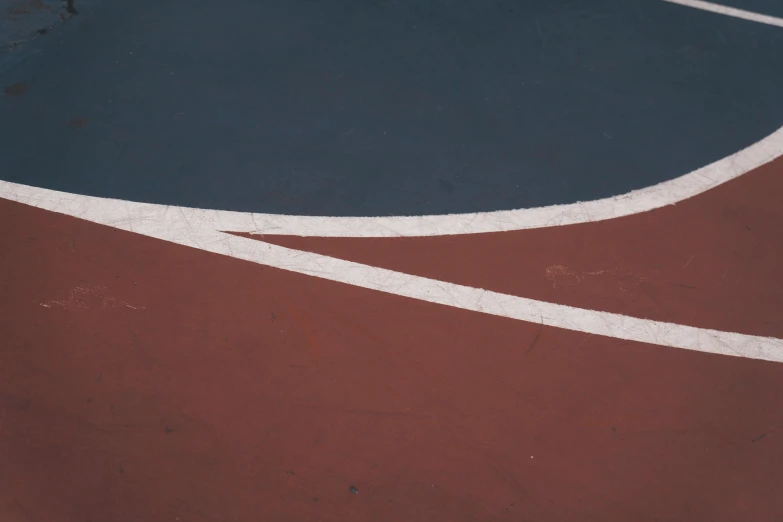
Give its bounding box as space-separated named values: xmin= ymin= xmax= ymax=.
xmin=2 ymin=159 xmax=783 ymax=521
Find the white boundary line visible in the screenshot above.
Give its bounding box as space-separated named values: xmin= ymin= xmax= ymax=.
xmin=6 ymin=123 xmax=781 ymax=240
xmin=1 ymin=178 xmax=782 ymax=362
xmin=662 ymin=0 xmax=783 ymax=28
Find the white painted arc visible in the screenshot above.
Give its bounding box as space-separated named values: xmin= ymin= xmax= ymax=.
xmin=3 ymin=125 xmax=782 ymax=239
xmin=2 ymin=178 xmax=781 ymax=362
xmin=233 ymin=125 xmax=783 ymax=237
xmin=662 ymin=0 xmax=783 ymax=28
xmin=2 ymin=1 xmax=781 ymax=239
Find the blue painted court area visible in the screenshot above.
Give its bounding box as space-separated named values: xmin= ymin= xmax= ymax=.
xmin=1 ymin=0 xmax=782 ymax=217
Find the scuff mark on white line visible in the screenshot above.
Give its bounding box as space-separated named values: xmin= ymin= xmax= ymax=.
xmin=661 ymin=0 xmax=783 ymax=29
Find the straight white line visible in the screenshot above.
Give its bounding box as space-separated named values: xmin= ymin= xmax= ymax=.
xmin=177 ymin=234 xmax=783 ymax=364
xmin=662 ymin=0 xmax=783 ymax=28
xmin=190 ymin=234 xmax=783 ymax=364
xmin=1 ymin=179 xmax=782 ymax=362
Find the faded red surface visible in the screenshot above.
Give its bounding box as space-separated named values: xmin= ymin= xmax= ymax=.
xmin=1 ymin=159 xmax=783 ymax=521
xmin=257 ymin=157 xmax=783 ymax=339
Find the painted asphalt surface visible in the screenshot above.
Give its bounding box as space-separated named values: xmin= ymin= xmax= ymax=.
xmin=2 ymin=0 xmax=783 ymax=521
xmin=3 ymin=166 xmax=783 ymax=522
xmin=2 ymin=164 xmax=783 ymax=522
xmin=2 ymin=0 xmax=783 ymax=216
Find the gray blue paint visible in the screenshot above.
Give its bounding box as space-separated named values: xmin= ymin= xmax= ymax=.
xmin=2 ymin=0 xmax=782 ymax=217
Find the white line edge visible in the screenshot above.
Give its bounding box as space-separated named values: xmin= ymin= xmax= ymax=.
xmin=3 ymin=125 xmax=781 ymax=238
xmin=662 ymin=0 xmax=783 ymax=28
xmin=159 ymin=230 xmax=783 ymax=364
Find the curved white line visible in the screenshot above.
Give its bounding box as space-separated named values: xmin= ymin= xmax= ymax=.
xmin=2 ymin=1 xmax=781 ymax=238
xmin=231 ymin=125 xmax=781 ymax=237
xmin=3 ymin=125 xmax=782 ymax=238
